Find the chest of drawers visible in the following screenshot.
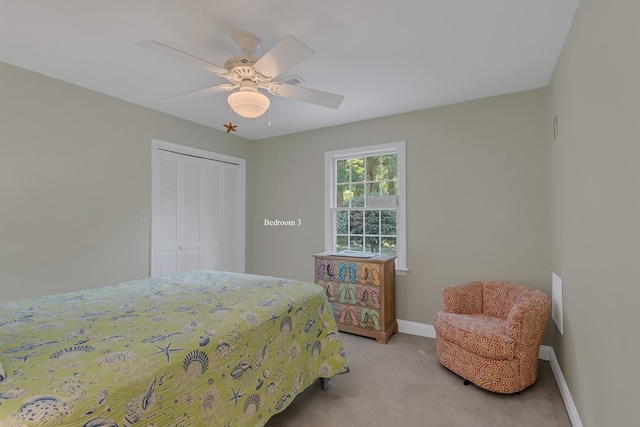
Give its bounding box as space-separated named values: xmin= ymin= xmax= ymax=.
xmin=313 ymin=252 xmax=397 ymax=344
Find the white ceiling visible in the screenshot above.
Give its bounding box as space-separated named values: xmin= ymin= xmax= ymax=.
xmin=0 ymin=0 xmax=579 ymax=141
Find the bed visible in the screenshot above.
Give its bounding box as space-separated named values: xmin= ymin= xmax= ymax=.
xmin=0 ymin=270 xmax=348 ymax=426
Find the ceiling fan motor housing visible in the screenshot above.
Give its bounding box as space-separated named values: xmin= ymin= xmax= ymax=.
xmin=223 ymin=56 xmax=271 ymax=86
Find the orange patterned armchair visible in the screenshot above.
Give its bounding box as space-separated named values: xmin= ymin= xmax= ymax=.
xmin=433 ymin=281 xmax=551 ymax=394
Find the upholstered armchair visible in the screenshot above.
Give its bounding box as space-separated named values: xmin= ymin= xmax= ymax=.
xmin=433 ymin=281 xmax=551 ymax=394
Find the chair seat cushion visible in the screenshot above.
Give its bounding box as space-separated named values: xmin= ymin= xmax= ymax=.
xmin=434 ymin=311 xmax=515 ymax=360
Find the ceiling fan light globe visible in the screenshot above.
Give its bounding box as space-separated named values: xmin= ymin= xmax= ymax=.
xmin=228 ymin=91 xmax=270 ymax=118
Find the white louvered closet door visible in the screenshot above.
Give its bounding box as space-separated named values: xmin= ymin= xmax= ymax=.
xmin=221 ymin=165 xmax=239 ymax=271
xmin=203 ymin=160 xmax=221 ymax=271
xmin=154 ymin=148 xmax=241 ymax=276
xmin=179 ymin=156 xmax=203 ymax=271
xmin=156 ymin=150 xmax=180 ymax=275
xmin=202 ymin=161 xmax=240 ymax=272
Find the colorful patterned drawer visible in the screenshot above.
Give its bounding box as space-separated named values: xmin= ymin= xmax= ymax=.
xmin=314 ymin=252 xmax=397 ymax=344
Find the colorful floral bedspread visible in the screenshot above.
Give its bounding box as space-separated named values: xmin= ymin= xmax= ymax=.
xmin=0 ymin=270 xmax=348 ymax=426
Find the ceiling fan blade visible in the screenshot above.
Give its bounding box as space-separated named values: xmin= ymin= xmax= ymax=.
xmin=162 ymin=83 xmax=235 ymax=100
xmin=137 ymin=40 xmax=228 ymax=76
xmin=267 ymin=82 xmax=344 ymax=109
xmin=253 ymin=35 xmax=313 ymax=79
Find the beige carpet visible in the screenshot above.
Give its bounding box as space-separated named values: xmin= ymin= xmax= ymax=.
xmin=267 ymin=332 xmax=571 ymax=427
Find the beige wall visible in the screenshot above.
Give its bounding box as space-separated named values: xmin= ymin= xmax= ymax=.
xmin=547 ymin=0 xmax=640 ymax=425
xmin=6 ymin=48 xmax=596 ymax=418
xmin=0 ymin=62 xmax=251 ymax=301
xmin=247 ymin=88 xmax=551 ymax=329
xmin=3 ymin=3 xmax=637 ymax=422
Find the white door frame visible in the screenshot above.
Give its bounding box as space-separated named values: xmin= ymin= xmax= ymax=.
xmin=150 ymin=139 xmax=246 ymax=276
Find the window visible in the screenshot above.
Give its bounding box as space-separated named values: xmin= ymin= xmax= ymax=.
xmin=325 ymin=141 xmax=407 ymax=273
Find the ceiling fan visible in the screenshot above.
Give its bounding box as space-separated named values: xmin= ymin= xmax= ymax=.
xmin=138 ymin=32 xmax=344 ymax=119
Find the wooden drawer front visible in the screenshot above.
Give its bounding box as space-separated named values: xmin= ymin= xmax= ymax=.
xmin=333 ymin=303 xmax=383 ymax=331
xmin=356 ymin=262 xmax=381 ymax=286
xmin=318 ymin=281 xmax=382 ymax=309
xmin=316 ymin=259 xmax=381 ymax=286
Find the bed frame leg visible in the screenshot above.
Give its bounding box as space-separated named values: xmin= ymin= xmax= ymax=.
xmin=321 ymin=378 xmax=329 ymax=391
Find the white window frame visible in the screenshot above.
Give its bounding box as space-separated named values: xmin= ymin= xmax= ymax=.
xmin=324 ymin=141 xmax=407 ymax=274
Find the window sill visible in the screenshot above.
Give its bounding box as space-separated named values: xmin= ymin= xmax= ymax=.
xmin=395 ymin=267 xmax=409 ymax=276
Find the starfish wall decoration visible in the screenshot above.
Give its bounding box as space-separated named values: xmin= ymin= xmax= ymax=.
xmin=223 ymin=121 xmax=237 ymax=133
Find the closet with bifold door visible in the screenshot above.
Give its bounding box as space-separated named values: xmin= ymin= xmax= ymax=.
xmin=151 ymin=141 xmax=245 ymax=277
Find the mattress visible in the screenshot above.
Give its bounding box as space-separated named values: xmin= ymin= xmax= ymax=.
xmin=0 ymin=270 xmax=348 ymax=426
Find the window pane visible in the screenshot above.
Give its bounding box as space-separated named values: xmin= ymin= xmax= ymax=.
xmin=349 ymin=235 xmax=363 ymax=251
xmin=381 ymin=180 xmax=397 ymax=196
xmin=381 ymin=210 xmax=396 ymax=235
xmin=366 ymin=156 xmax=381 ymax=181
xmin=337 ymin=159 xmax=349 ymax=183
xmin=336 ymin=210 xmax=348 ymax=234
xmin=381 ymin=237 xmax=397 ymax=255
xmin=381 ymin=154 xmax=397 ymax=180
xmin=365 ymin=235 xmax=380 ymax=253
xmin=351 ymin=158 xmax=365 ymax=182
xmin=365 ymin=210 xmax=380 ymax=234
xmin=336 ymin=235 xmax=348 ymax=252
xmin=352 ymin=183 xmax=365 ymax=207
xmin=366 ymin=182 xmax=380 ymax=198
xmin=337 ymin=184 xmax=350 ymax=207
xmin=349 ymin=210 xmax=363 ymax=234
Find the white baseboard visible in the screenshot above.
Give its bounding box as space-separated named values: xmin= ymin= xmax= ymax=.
xmin=547 ymin=346 xmax=584 ymax=427
xmin=539 ymin=344 xmax=552 ymax=361
xmin=397 ymin=319 xmax=435 ymax=338
xmin=397 ymin=319 xmax=583 ymax=427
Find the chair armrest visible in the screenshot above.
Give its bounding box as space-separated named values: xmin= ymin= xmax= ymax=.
xmin=505 ymin=296 xmax=551 ymax=343
xmin=442 ymin=282 xmax=483 ymax=314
